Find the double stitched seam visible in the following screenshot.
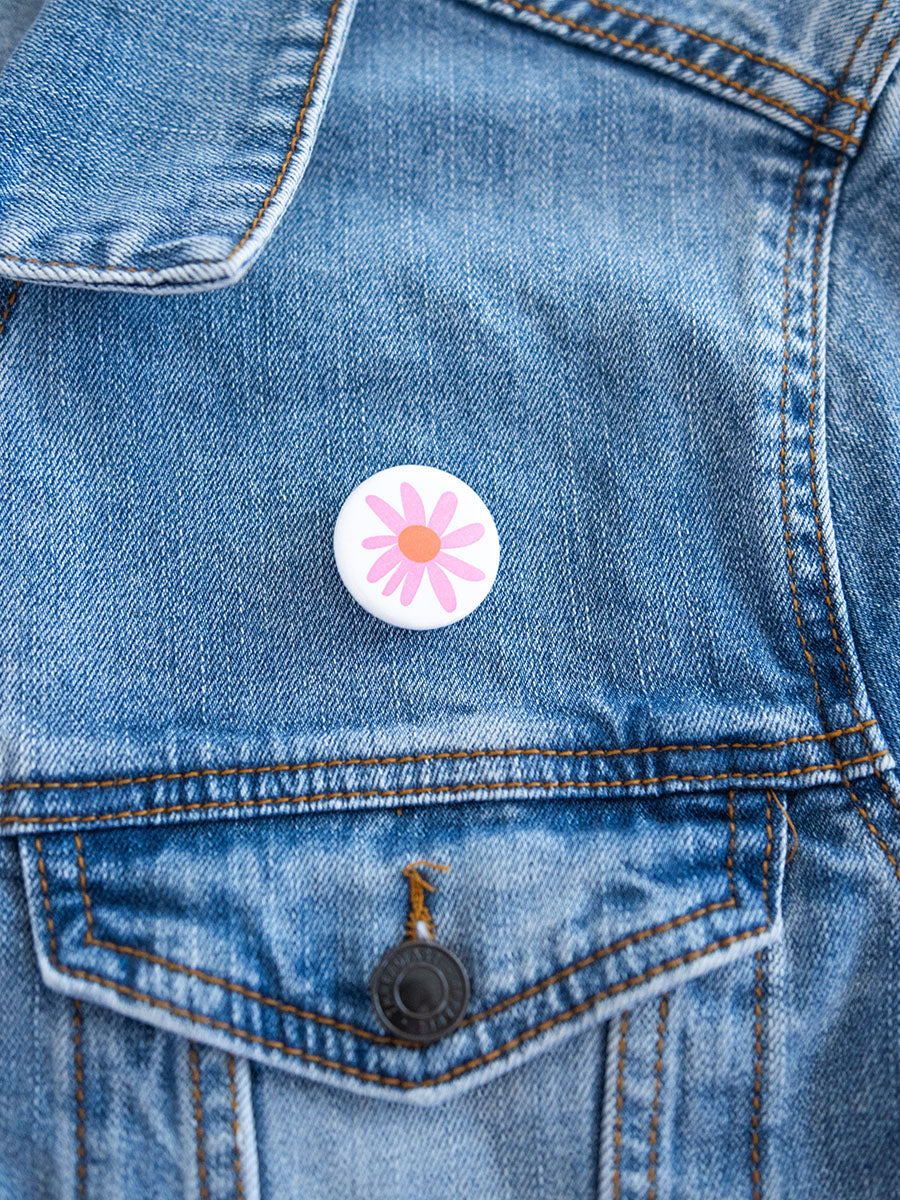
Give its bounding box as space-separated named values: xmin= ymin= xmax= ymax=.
xmin=462 ymin=791 xmax=738 ymax=1026
xmin=1 ymin=750 xmax=888 ymax=829
xmin=72 ymin=1000 xmax=86 ymax=1200
xmin=188 ymin=1045 xmax=210 ymax=1200
xmin=34 ymin=798 xmax=774 ymax=1090
xmin=0 ymin=0 xmax=346 ymax=278
xmin=805 ymin=29 xmax=900 ymax=820
xmin=226 ymin=1056 xmax=245 ymax=1200
xmin=0 ymin=0 xmax=861 ymax=280
xmin=72 ymin=797 xmax=736 ymax=1043
xmin=851 ymin=795 xmax=900 ymax=882
xmin=611 ymin=1011 xmax=630 ymax=1200
xmin=581 ymin=0 xmax=866 ymax=110
xmin=646 ymin=993 xmax=669 ymax=1200
xmin=73 ymin=832 xmax=396 ymax=1046
xmin=493 ymin=0 xmax=859 ymax=146
xmin=0 ymin=719 xmax=876 ymax=794
xmin=776 ymin=0 xmax=900 ymax=882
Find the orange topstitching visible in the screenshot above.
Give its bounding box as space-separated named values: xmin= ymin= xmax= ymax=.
xmin=226 ymin=1055 xmax=246 ymax=1200
xmin=0 ymin=0 xmax=866 ymax=279
xmin=494 ymin=0 xmax=860 ymax=147
xmin=71 ymin=793 xmax=739 ymax=1044
xmin=582 ymin=0 xmax=867 ymax=110
xmin=774 ymin=0 xmax=900 ymax=883
xmin=0 ymin=0 xmax=346 ymax=278
xmin=35 ymin=821 xmax=774 ymax=1089
xmin=805 ymin=23 xmax=900 ymax=817
xmin=0 ymin=749 xmax=888 ymax=830
xmin=188 ymin=1044 xmax=210 ymax=1200
xmin=646 ymin=992 xmax=670 ymax=1200
xmin=72 ymin=999 xmax=87 ymax=1200
xmin=0 ymin=718 xmax=878 ymax=794
xmin=750 ymin=950 xmax=765 ymax=1200
xmin=611 ymin=1010 xmax=630 ymax=1200
xmin=0 ymin=283 xmax=19 ymax=338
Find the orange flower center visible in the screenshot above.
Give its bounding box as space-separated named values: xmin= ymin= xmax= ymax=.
xmin=398 ymin=524 xmax=441 ymax=563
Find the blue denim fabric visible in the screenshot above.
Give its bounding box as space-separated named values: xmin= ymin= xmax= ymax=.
xmin=2 ymin=0 xmax=900 ymax=1196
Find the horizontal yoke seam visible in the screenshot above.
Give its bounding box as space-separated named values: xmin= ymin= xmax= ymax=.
xmin=0 ymin=0 xmax=861 ymax=281
xmin=581 ymin=0 xmax=867 ymax=110
xmin=494 ymin=0 xmax=860 ymax=147
xmin=34 ymin=828 xmax=771 ymax=1090
xmin=0 ymin=750 xmax=889 ymax=830
xmin=0 ymin=719 xmax=877 ymax=794
xmin=71 ymin=831 xmax=735 ymax=1046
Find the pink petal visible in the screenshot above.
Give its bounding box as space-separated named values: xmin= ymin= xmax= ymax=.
xmin=400 ymin=563 xmax=425 ymax=606
xmin=428 ymin=491 xmax=458 ymax=535
xmin=427 ymin=561 xmax=457 ymax=612
xmin=435 ymin=551 xmax=485 ymax=582
xmin=362 ymin=534 xmax=397 ymax=549
xmin=400 ymin=482 xmax=426 ymax=524
xmin=440 ymin=522 xmax=484 ymax=549
xmin=382 ymin=561 xmax=409 ymax=596
xmin=366 ymin=545 xmax=403 ymax=583
xmin=366 ymin=494 xmax=406 ymax=534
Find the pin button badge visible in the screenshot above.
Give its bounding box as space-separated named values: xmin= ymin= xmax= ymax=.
xmin=333 ymin=465 xmax=500 ymax=630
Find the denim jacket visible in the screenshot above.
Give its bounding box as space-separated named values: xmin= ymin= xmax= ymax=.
xmin=2 ymin=0 xmax=900 ymax=1196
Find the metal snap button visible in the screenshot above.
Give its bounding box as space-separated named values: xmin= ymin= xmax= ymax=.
xmin=333 ymin=464 xmax=500 ymax=630
xmin=370 ymin=939 xmax=470 ymax=1044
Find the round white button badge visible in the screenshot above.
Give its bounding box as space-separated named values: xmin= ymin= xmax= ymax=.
xmin=333 ymin=465 xmax=500 ymax=629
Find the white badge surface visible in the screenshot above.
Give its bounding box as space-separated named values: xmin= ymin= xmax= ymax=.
xmin=333 ymin=465 xmax=500 ymax=630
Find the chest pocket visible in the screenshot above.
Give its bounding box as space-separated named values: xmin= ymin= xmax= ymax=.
xmin=19 ymin=786 xmax=784 ymax=1106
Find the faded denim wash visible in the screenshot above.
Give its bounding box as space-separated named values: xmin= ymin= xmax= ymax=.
xmin=1 ymin=0 xmax=900 ymax=1196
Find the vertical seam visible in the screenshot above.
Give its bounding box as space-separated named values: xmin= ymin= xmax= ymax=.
xmin=750 ymin=951 xmax=766 ymax=1200
xmin=188 ymin=1045 xmax=210 ymax=1200
xmin=72 ymin=1000 xmax=87 ymax=1200
xmin=35 ymin=838 xmax=58 ymax=957
xmin=848 ymin=789 xmax=900 ymax=884
xmin=645 ymin=993 xmax=669 ymax=1200
xmin=776 ymin=0 xmax=900 ymax=879
xmin=611 ymin=1010 xmax=630 ymax=1200
xmin=226 ymin=1055 xmax=246 ymax=1200
xmin=777 ymin=0 xmax=886 ymax=720
xmin=806 ymin=22 xmax=900 ymax=815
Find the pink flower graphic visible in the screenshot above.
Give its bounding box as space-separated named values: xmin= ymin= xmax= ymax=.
xmin=362 ymin=482 xmax=485 ymax=612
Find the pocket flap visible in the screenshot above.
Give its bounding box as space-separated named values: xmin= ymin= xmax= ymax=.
xmin=19 ymin=788 xmax=785 ymax=1103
